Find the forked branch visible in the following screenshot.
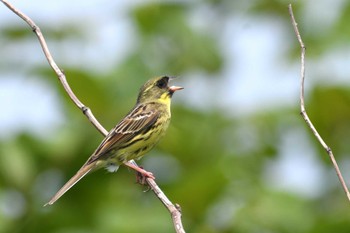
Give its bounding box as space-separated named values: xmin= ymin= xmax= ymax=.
xmin=1 ymin=0 xmax=185 ymax=231
xmin=288 ymin=4 xmax=350 ymax=202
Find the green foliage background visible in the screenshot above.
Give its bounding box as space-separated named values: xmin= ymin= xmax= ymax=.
xmin=1 ymin=1 xmax=350 ymax=233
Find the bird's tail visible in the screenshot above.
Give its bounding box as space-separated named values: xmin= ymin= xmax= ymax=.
xmin=44 ymin=162 xmax=97 ymax=206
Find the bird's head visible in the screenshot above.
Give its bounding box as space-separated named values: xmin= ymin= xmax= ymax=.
xmin=137 ymin=76 xmax=183 ymax=104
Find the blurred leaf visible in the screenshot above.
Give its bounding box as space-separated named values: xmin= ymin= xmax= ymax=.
xmin=307 ymin=86 xmax=350 ymax=160
xmin=2 ymin=26 xmax=33 ymax=40
xmin=2 ymin=24 xmax=84 ymax=41
xmin=131 ymin=2 xmax=223 ymax=74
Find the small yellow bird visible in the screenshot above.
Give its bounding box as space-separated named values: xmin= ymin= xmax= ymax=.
xmin=45 ymin=76 xmax=183 ymax=206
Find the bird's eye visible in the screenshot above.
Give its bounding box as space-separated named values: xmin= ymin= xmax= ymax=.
xmin=156 ymin=78 xmax=168 ymax=89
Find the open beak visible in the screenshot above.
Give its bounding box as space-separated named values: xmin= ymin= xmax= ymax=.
xmin=168 ymin=85 xmax=184 ymax=94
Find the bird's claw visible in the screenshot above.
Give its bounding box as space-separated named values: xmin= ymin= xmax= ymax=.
xmin=136 ymin=167 xmax=155 ymax=186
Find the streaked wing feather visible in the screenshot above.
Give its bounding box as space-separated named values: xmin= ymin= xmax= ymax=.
xmin=87 ymin=103 xmax=159 ymax=163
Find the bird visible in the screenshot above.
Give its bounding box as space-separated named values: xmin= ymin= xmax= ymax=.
xmin=44 ymin=75 xmax=183 ymax=206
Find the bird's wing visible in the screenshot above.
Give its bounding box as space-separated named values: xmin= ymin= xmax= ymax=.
xmin=87 ymin=103 xmax=160 ymax=164
xmin=44 ymin=103 xmax=160 ymax=206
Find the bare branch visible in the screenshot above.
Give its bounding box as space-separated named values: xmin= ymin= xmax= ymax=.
xmin=288 ymin=4 xmax=350 ymax=202
xmin=138 ymin=163 xmax=185 ymax=233
xmin=2 ymin=0 xmax=107 ymax=135
xmin=1 ymin=0 xmax=186 ymax=231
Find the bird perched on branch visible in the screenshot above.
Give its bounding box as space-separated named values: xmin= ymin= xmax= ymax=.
xmin=45 ymin=76 xmax=183 ymax=206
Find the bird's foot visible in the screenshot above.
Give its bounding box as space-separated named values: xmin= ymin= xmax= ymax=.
xmin=124 ymin=161 xmax=156 ymax=183
xmin=135 ymin=166 xmax=154 ymax=187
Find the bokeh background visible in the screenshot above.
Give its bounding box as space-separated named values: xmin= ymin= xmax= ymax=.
xmin=1 ymin=0 xmax=350 ymax=232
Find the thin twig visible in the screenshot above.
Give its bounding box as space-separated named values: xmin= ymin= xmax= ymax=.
xmin=2 ymin=0 xmax=107 ymax=136
xmin=1 ymin=0 xmax=186 ymax=231
xmin=288 ymin=4 xmax=350 ymax=202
